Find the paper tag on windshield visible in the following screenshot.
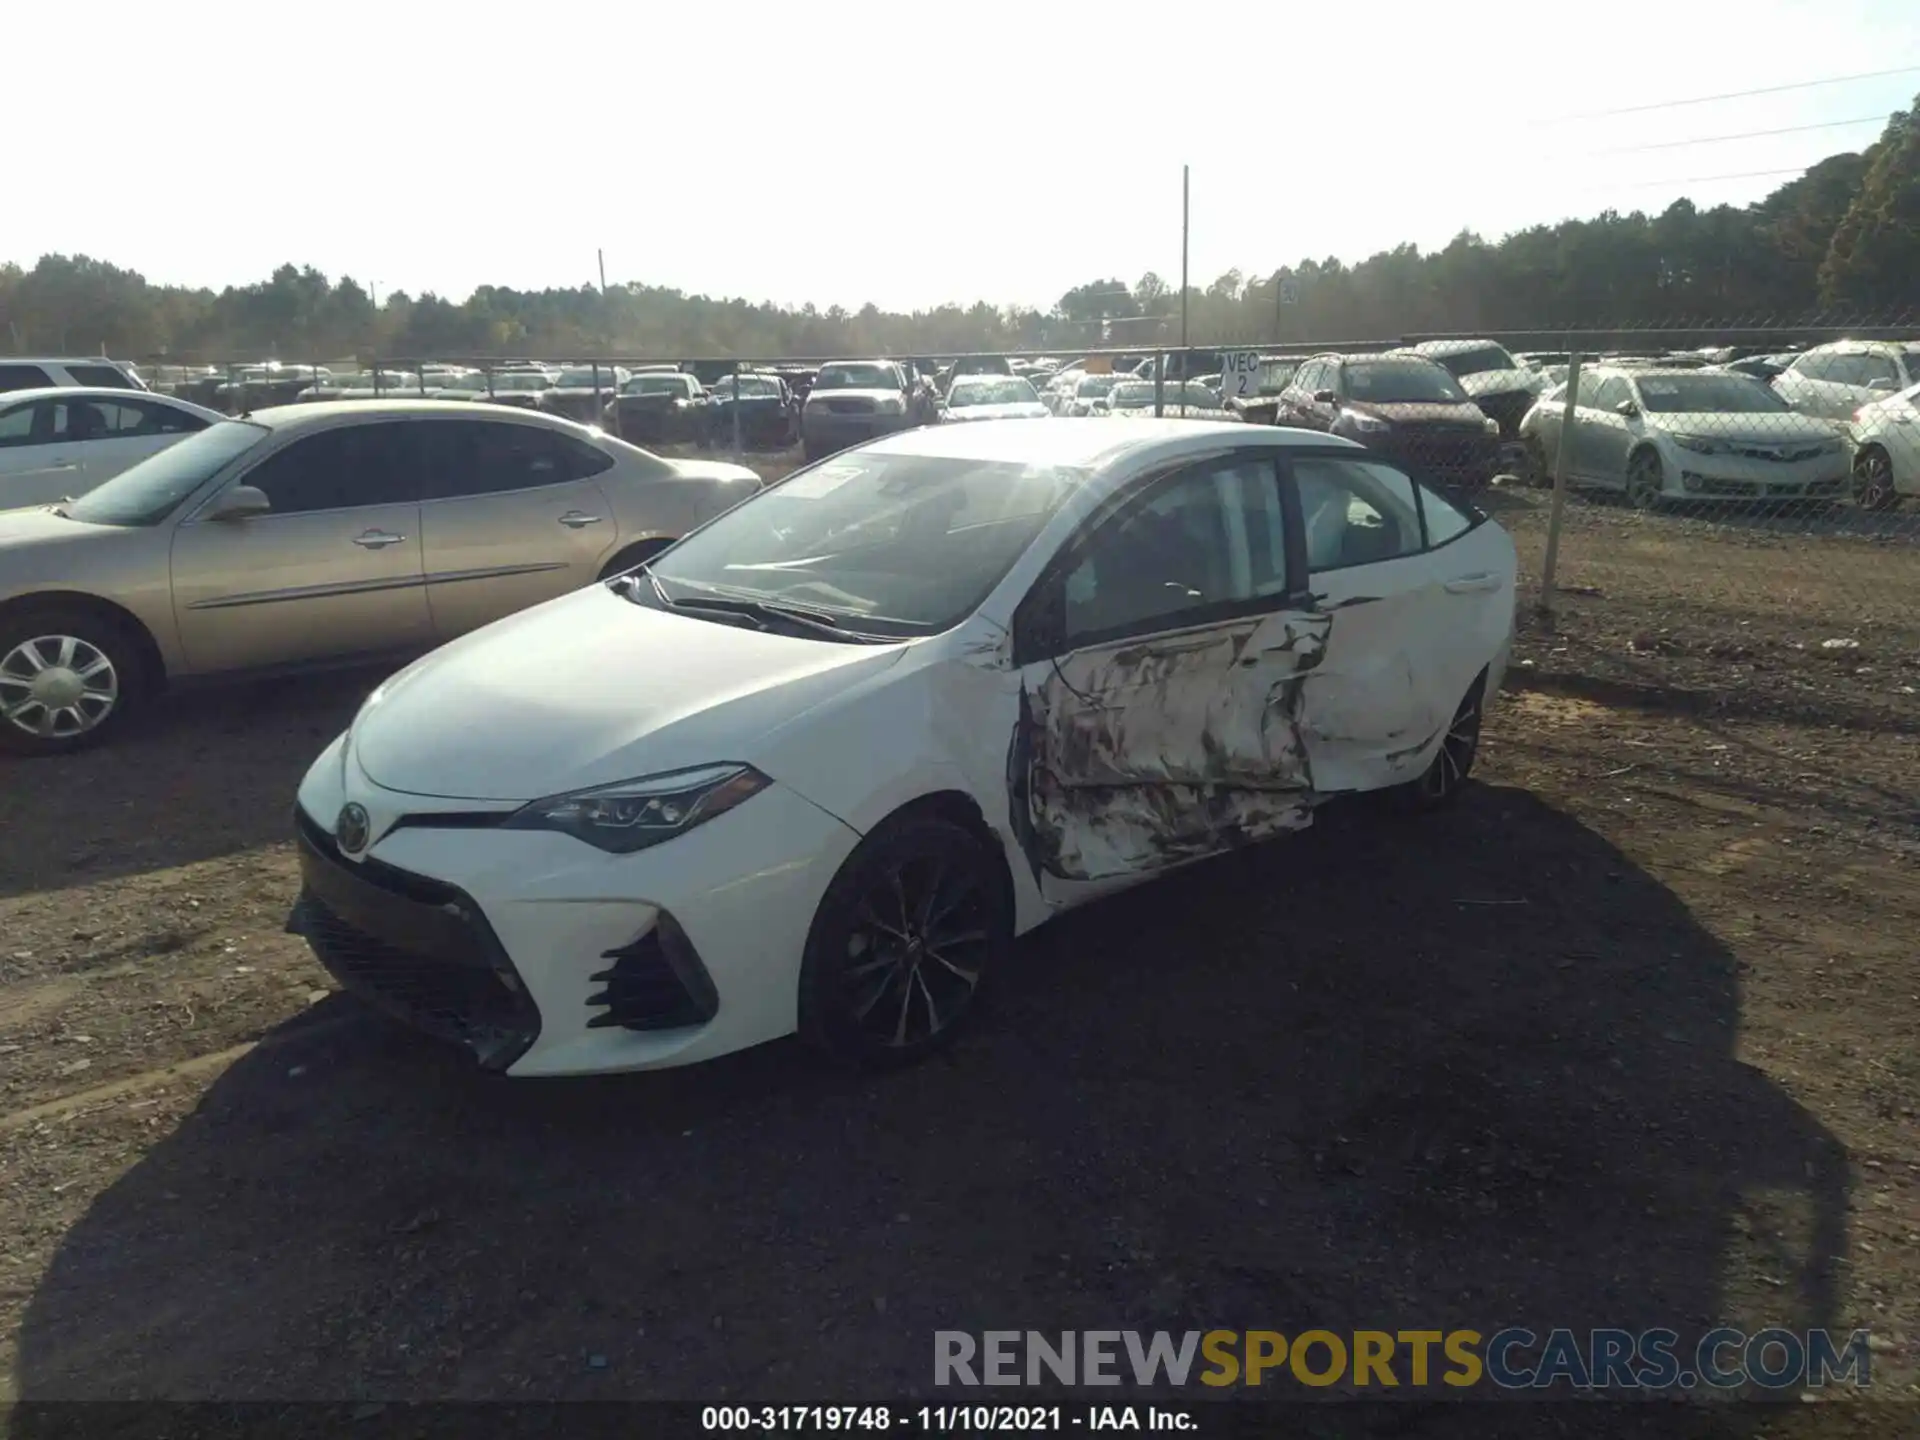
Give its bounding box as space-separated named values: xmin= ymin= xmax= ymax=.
xmin=781 ymin=464 xmax=864 ymax=499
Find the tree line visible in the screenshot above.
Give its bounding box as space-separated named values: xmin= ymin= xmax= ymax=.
xmin=3 ymin=96 xmax=1914 ymax=365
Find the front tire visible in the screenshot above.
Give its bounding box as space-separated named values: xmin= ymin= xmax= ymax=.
xmin=1852 ymin=446 xmax=1900 ymax=512
xmin=1624 ymin=448 xmax=1665 ymax=510
xmin=798 ymin=814 xmax=1011 ymax=1068
xmin=0 ymin=606 xmax=144 ymax=756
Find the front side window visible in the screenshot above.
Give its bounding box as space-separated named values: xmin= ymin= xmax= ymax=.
xmin=238 ymin=422 xmax=420 ymax=516
xmin=1419 ymin=481 xmax=1477 ymax=546
xmin=814 ymin=363 xmax=897 ymax=391
xmin=1827 ymin=352 xmax=1900 ymax=388
xmin=1060 ymin=458 xmax=1285 ymax=645
xmin=65 ymin=420 xmax=272 ymax=526
xmin=1593 ymin=376 xmax=1631 ymax=412
xmin=1292 ymin=457 xmax=1424 ymax=572
xmin=0 ymin=402 xmax=39 ymax=446
xmin=645 ymin=451 xmax=1082 ymax=637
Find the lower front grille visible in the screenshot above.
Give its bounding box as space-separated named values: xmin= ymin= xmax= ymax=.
xmin=586 ymin=911 xmax=719 ymax=1032
xmin=1473 ymin=390 xmax=1536 ymax=439
xmin=290 ymin=810 xmax=540 ymax=1070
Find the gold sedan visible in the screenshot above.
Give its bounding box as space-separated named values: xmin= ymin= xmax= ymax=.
xmin=0 ymin=401 xmax=762 ymax=755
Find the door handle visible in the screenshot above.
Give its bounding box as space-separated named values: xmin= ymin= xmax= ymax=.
xmin=352 ymin=530 xmax=407 ymax=549
xmin=1444 ymin=573 xmax=1503 ymax=594
xmin=557 ymin=512 xmax=604 ymax=528
xmin=43 ymin=460 xmax=77 ymax=471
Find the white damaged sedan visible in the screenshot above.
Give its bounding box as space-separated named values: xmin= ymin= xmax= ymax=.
xmin=290 ymin=420 xmax=1516 ymax=1076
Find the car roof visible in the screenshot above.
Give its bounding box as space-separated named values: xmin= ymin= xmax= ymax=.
xmin=0 ymin=355 xmax=136 ymax=366
xmin=241 ymin=399 xmax=586 ymax=429
xmin=0 ymin=385 xmax=202 ymax=407
xmin=858 ymin=416 xmax=1363 ymax=471
xmin=1406 ymin=339 xmax=1505 ymax=355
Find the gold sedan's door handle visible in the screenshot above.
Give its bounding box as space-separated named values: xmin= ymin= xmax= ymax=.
xmin=352 ymin=530 xmax=407 ymax=549
xmin=558 ymin=511 xmax=604 ymax=529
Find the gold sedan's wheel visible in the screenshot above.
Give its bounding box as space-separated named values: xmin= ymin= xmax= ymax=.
xmin=0 ymin=634 xmax=119 ymax=740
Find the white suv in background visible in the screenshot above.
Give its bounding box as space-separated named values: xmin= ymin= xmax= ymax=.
xmin=0 ymin=356 xmax=148 ymax=394
xmin=1772 ymin=341 xmax=1920 ymax=421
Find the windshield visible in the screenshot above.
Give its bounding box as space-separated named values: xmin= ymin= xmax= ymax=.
xmin=65 ymin=420 xmax=271 ymax=526
xmin=626 ymin=375 xmax=691 ymax=396
xmin=1635 ymin=374 xmax=1789 ymax=414
xmin=1108 ymin=382 xmax=1215 ymax=408
xmin=950 ymin=379 xmax=1039 ymax=407
xmin=494 ymin=373 xmax=551 ymax=391
xmin=815 ymin=363 xmax=895 ymax=391
xmin=642 ymin=451 xmax=1082 ymax=636
xmin=1256 ymin=360 xmax=1298 ymax=393
xmin=1428 ymin=345 xmax=1520 ymax=379
xmin=1074 ymin=375 xmax=1124 ymax=397
xmin=1346 ymin=362 xmax=1469 ymax=404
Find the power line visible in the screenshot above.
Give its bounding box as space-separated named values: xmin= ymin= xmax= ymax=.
xmin=1612 ymin=165 xmax=1813 ymax=190
xmin=1551 ymin=63 xmax=1920 ymax=122
xmin=1590 ymin=114 xmax=1885 ymax=155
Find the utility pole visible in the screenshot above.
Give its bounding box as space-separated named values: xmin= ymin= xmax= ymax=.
xmin=1179 ymin=165 xmax=1190 ymax=382
xmin=597 ymin=249 xmax=607 ymax=294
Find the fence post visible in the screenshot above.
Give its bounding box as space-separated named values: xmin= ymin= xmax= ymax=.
xmin=592 ymin=361 xmax=603 ymax=431
xmin=1536 ymin=346 xmax=1582 ymax=613
xmin=484 ymin=362 xmax=495 ymax=400
xmin=1154 ymin=351 xmax=1165 ymax=418
xmin=732 ymin=360 xmax=744 ymax=454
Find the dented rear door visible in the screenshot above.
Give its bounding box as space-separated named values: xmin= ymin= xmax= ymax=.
xmin=1006 ymin=451 xmax=1329 ymax=895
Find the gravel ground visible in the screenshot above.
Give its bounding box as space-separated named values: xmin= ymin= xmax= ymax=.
xmin=1 ymin=478 xmax=1916 ymax=1431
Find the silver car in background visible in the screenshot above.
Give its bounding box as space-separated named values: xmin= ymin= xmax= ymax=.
xmin=0 ymin=401 xmax=761 ymax=755
xmin=1519 ymin=367 xmax=1847 ymax=506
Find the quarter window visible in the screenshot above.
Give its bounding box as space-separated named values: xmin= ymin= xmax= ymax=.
xmin=1061 ymin=457 xmax=1285 ymax=645
xmin=1593 ymin=376 xmax=1631 ymax=411
xmin=65 ymin=364 xmax=139 ymax=390
xmin=0 ymin=404 xmax=36 ymax=446
xmin=1418 ymin=482 xmax=1477 ymax=546
xmin=238 ymin=422 xmax=421 ymax=515
xmin=1292 ymin=457 xmax=1424 ymax=572
xmin=1791 ymin=352 xmax=1833 ymax=381
xmin=1827 ymin=352 xmax=1899 ymax=388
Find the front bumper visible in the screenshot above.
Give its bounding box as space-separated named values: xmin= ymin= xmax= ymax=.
xmin=802 ymin=412 xmax=908 ymax=449
xmin=1668 ymin=448 xmax=1848 ymax=498
xmin=290 ymin=737 xmax=862 ymax=1076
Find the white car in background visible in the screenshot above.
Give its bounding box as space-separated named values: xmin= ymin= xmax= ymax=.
xmin=1519 ymin=367 xmax=1848 ymax=506
xmin=0 ymin=356 xmax=148 ymax=393
xmin=940 ymin=376 xmax=1050 ymax=422
xmin=1847 ymin=380 xmax=1920 ymax=511
xmin=0 ymin=388 xmax=224 ymax=510
xmin=1771 ymin=341 xmax=1920 ymax=422
xmin=290 ymin=419 xmax=1515 ymax=1077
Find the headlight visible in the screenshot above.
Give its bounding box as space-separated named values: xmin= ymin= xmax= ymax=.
xmin=875 ymin=396 xmax=905 ymax=415
xmin=1671 ymin=434 xmax=1726 ymax=455
xmin=1345 ymin=410 xmax=1390 ymax=433
xmin=1482 ymin=416 xmax=1502 ymax=436
xmin=503 ymin=764 xmax=770 ymax=854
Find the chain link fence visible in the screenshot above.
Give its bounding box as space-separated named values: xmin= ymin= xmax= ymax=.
xmin=146 ymin=318 xmax=1920 ymax=727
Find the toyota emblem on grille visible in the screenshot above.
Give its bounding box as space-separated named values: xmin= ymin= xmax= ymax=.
xmin=335 ymin=803 xmax=372 ymax=855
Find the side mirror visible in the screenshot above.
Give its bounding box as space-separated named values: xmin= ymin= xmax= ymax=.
xmin=206 ymin=485 xmax=270 ymax=522
xmin=1615 ymin=399 xmax=1639 ymax=417
xmin=1867 ymin=377 xmax=1897 ymax=392
xmin=1313 ymin=388 xmax=1336 ymax=404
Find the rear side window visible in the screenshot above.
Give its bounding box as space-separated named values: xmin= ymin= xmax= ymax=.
xmin=84 ymin=398 xmax=206 ymax=437
xmin=0 ymin=364 xmax=53 ymax=393
xmin=66 ymin=363 xmax=139 ymax=390
xmin=418 ymin=420 xmax=613 ymax=500
xmin=1791 ymin=352 xmax=1832 ymax=381
xmin=239 ymin=422 xmax=422 ymax=515
xmin=1292 ymin=457 xmax=1424 ymax=572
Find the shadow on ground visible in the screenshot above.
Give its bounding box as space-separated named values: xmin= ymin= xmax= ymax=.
xmin=0 ymin=669 xmax=379 ymax=901
xmin=11 ymin=786 xmax=1848 ymax=1418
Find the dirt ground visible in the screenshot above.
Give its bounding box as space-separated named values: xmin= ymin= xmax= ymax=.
xmin=1 ymin=483 xmax=1917 ymax=1431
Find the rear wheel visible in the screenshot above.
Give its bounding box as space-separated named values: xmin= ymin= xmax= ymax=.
xmin=1852 ymin=446 xmax=1900 ymax=512
xmin=0 ymin=606 xmax=145 ymax=757
xmin=799 ymin=815 xmax=1011 ymax=1068
xmin=1398 ymin=677 xmax=1484 ymax=810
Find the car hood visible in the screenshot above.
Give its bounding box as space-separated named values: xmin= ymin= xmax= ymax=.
xmin=1648 ymin=411 xmax=1844 ymax=444
xmin=1457 ymin=368 xmax=1543 ymax=399
xmin=350 ymin=585 xmax=909 ymax=801
xmin=806 ymin=388 xmax=898 ymax=404
xmin=1346 ymin=399 xmax=1490 ymax=427
xmin=944 ymin=402 xmax=1051 ymax=422
xmin=660 ymin=458 xmax=763 ymax=485
xmin=0 ymin=506 xmax=106 ymax=545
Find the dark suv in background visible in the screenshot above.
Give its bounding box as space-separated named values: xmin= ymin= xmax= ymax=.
xmin=1278 ymin=353 xmax=1503 ymax=491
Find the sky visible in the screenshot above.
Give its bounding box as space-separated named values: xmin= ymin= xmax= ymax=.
xmin=10 ymin=0 xmax=1918 ymax=314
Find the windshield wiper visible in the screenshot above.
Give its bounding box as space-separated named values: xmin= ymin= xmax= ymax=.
xmin=629 ymin=571 xmax=892 ymax=643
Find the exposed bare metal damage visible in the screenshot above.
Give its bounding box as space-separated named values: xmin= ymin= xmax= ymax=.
xmin=1012 ymin=610 xmax=1333 ymax=884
